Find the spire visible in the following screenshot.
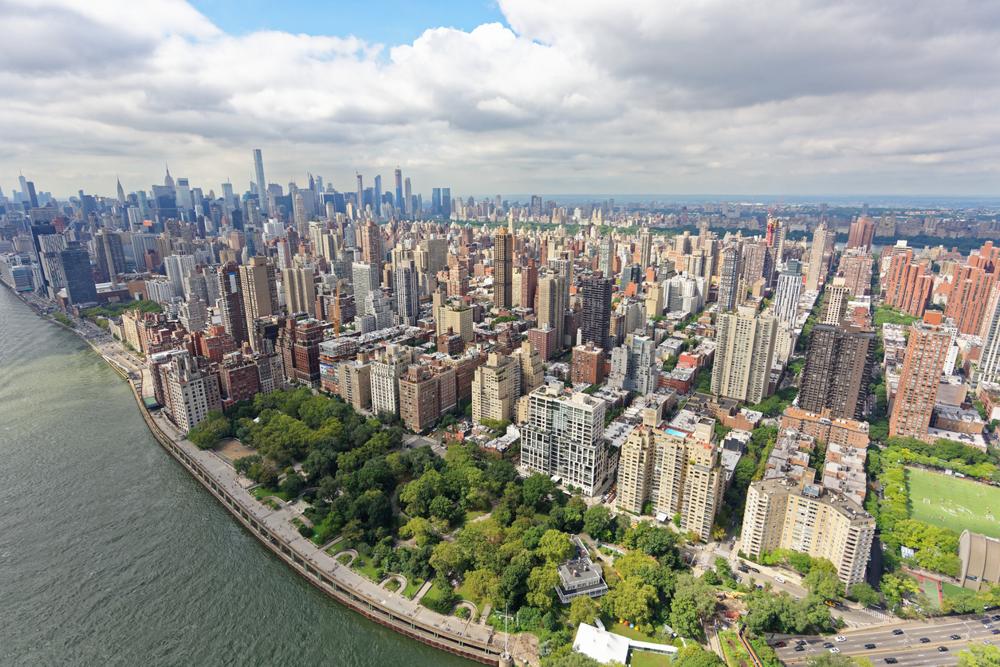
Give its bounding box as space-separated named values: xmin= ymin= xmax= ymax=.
xmin=116 ymin=175 xmax=126 ymax=204
xmin=164 ymin=163 xmax=174 ymax=189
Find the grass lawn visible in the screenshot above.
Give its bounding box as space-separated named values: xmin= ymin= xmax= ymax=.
xmin=420 ymin=581 xmax=453 ymax=609
xmin=629 ymin=650 xmax=672 ymax=667
xmin=252 ymin=486 xmax=291 ymax=502
xmin=917 ymin=577 xmax=941 ymax=609
xmin=610 ymin=622 xmax=669 ymax=645
xmin=455 ymin=579 xmax=477 ymax=603
xmin=351 ymin=555 xmax=382 ymax=582
xmin=401 ymin=577 xmax=424 ymax=599
xmin=907 ymin=467 xmax=1000 ymax=538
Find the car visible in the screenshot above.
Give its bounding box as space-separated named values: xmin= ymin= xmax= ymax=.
xmin=884 ymin=659 xmax=898 ymax=665
xmin=992 ymin=629 xmax=1000 ymax=635
xmin=749 ymin=567 xmax=761 ymax=574
xmin=775 ymin=576 xmax=786 ymax=584
xmin=938 ymin=646 xmax=949 ymax=653
xmin=775 ymin=642 xmax=787 ymax=648
xmin=797 ymin=640 xmax=807 ymax=646
xmin=865 ymin=643 xmax=877 ymax=650
xmin=892 ymin=629 xmax=905 ymax=636
xmin=950 ymin=634 xmax=961 ymax=640
xmin=836 ymin=636 xmax=847 ymax=642
xmin=987 ymin=624 xmax=994 ymax=630
xmin=992 ymin=614 xmax=1000 ymax=621
xmin=795 ymin=646 xmax=806 ymax=653
xmin=920 ymin=637 xmax=931 ymax=644
xmin=823 ymin=642 xmax=835 ymax=649
xmin=829 ymin=648 xmax=841 ymax=654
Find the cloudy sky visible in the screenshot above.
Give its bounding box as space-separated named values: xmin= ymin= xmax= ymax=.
xmin=2 ymin=0 xmax=1000 ymax=199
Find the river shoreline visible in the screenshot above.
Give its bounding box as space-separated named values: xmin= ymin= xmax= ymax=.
xmin=5 ymin=286 xmax=519 ymax=667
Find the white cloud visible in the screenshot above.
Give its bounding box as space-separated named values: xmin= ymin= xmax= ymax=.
xmin=2 ymin=0 xmax=1000 ymax=197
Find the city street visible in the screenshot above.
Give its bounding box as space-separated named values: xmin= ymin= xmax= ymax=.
xmin=776 ymin=613 xmax=1000 ymax=666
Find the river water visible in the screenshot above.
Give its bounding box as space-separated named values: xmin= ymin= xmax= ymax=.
xmin=0 ymin=288 xmax=470 ymax=666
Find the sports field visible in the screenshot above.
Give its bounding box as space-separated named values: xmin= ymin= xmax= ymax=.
xmin=907 ymin=467 xmax=1000 ymax=539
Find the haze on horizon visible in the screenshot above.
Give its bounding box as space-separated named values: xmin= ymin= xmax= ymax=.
xmin=3 ymin=0 xmax=1000 ymax=198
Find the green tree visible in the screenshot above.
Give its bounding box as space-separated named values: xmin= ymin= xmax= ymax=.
xmin=526 ymin=563 xmax=561 ymax=610
xmin=803 ymin=559 xmax=843 ymax=600
xmin=568 ymin=595 xmax=601 ymax=628
xmin=605 ymin=576 xmax=658 ymax=627
xmin=399 ymin=516 xmax=439 ymax=547
xmin=848 ymin=582 xmax=881 ymax=608
xmin=538 ymin=529 xmax=575 ymax=563
xmin=583 ymin=505 xmax=613 ymax=541
xmin=187 ymin=411 xmax=231 ymax=449
xmin=463 ymin=568 xmax=501 ymax=606
xmin=881 ymin=573 xmax=919 ymax=609
xmin=673 ymin=645 xmax=725 ymax=667
xmin=668 ymin=574 xmax=717 ymax=639
xmin=958 ymin=643 xmax=1000 ymax=666
xmin=429 ymin=540 xmax=467 ymax=579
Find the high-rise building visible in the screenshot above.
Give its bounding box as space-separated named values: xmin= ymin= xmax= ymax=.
xmin=520 ymin=384 xmax=610 ymax=497
xmin=884 ymin=248 xmax=934 ymax=318
xmin=608 ymin=332 xmax=659 ymax=395
xmin=511 ymin=339 xmax=545 ymax=395
xmin=711 ymin=305 xmax=777 ymax=404
xmin=277 ymin=316 xmax=325 ymax=387
xmin=394 ymin=168 xmax=404 ymax=214
xmin=536 ymin=270 xmax=566 ymax=353
xmin=979 ymin=283 xmax=1000 ymax=384
xmin=820 ymin=278 xmax=850 ymax=325
xmin=805 ymin=222 xmax=832 ymax=291
xmin=252 ymin=148 xmax=267 ymax=210
xmin=598 ymin=237 xmax=615 ymax=277
xmin=890 ymin=311 xmax=952 ymax=439
xmin=355 ymin=173 xmax=364 ymax=219
xmin=394 ymin=260 xmax=419 ymax=326
xmin=471 ymin=352 xmax=521 ymax=424
xmin=239 ymin=257 xmax=278 ymax=342
xmin=217 ymin=261 xmax=249 ymax=344
xmin=493 ymin=226 xmax=513 ymax=310
xmin=945 ymin=260 xmax=997 ymax=336
xmin=741 ymin=476 xmax=874 ymax=585
xmin=283 ymin=266 xmax=316 ymax=316
xmin=60 ymin=242 xmax=97 ymax=305
xmin=370 ymin=344 xmax=413 ymax=417
xmin=150 ymin=349 xmax=223 ymax=431
xmin=799 ymin=322 xmax=875 ymax=420
xmin=352 ymin=261 xmax=379 ymax=319
xmin=360 ymin=218 xmax=382 ymax=271
xmin=650 ymin=420 xmax=722 ymax=541
xmin=639 ymin=229 xmax=652 ymax=269
xmin=373 ymin=174 xmax=382 ymax=219
xmin=838 ymin=251 xmax=873 ymax=297
xmin=164 ymin=254 xmax=196 ymax=298
xmin=717 ymin=245 xmax=742 ymax=312
xmin=579 ymin=273 xmax=612 ymax=355
xmin=571 ymin=342 xmax=605 ymax=385
xmin=94 ymin=230 xmax=126 ymax=282
xmin=846 ymin=216 xmax=875 ymax=251
xmin=772 ymin=260 xmax=802 ymax=327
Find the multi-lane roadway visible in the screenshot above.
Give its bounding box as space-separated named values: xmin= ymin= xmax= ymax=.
xmin=776 ymin=613 xmax=1000 ymax=666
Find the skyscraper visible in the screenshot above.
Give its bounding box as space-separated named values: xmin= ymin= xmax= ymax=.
xmin=217 ymin=261 xmax=248 ymax=344
xmin=493 ymin=226 xmax=513 ymax=310
xmin=394 ymin=168 xmax=403 ymax=214
xmin=598 ymin=236 xmax=615 ymax=277
xmin=608 ymin=333 xmax=659 ymax=394
xmin=711 ymin=305 xmax=777 ymax=404
xmin=821 ymin=279 xmax=850 ymax=325
xmin=772 ymin=260 xmax=802 ymax=327
xmin=799 ymin=322 xmax=875 ymax=420
xmin=373 ymin=174 xmax=382 ymax=219
xmin=239 ymin=256 xmax=278 ymax=341
xmin=252 ymin=148 xmax=266 ymax=209
xmin=352 ymin=261 xmax=379 ymax=318
xmin=471 ymin=352 xmax=521 ymax=424
xmin=60 ymin=242 xmax=97 ymax=305
xmin=884 ymin=248 xmax=934 ymax=318
xmin=639 ymin=229 xmax=652 ymax=269
xmin=536 ymin=270 xmax=566 ymax=352
xmin=717 ymin=244 xmax=742 ymax=312
xmin=805 ymin=222 xmax=831 ymax=291
xmin=403 ymin=177 xmax=412 ymax=216
xmin=579 ymin=274 xmax=612 ymax=355
xmin=394 ymin=260 xmax=419 ymax=326
xmin=284 ymin=266 xmax=316 ymax=315
xmin=355 ymin=173 xmax=364 ymax=219
xmin=94 ymin=230 xmax=126 ymax=282
xmin=979 ymin=283 xmax=1000 ymax=384
xmin=846 ymin=216 xmax=875 ymax=251
xmin=890 ymin=311 xmax=951 ymax=440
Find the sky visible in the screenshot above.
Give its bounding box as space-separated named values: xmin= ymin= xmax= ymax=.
xmin=3 ymin=0 xmax=1000 ymax=199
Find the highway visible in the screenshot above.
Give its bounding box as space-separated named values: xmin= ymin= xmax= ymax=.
xmin=776 ymin=612 xmax=1000 ymax=666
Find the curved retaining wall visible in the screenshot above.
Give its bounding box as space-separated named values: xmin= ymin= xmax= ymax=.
xmin=103 ymin=358 xmax=505 ymax=665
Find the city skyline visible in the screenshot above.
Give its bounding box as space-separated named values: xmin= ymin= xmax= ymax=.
xmin=5 ymin=1 xmax=1000 ymax=196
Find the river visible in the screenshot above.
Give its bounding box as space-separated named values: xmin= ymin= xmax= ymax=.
xmin=0 ymin=287 xmax=470 ymax=666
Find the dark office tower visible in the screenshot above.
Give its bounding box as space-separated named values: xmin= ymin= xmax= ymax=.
xmin=580 ymin=274 xmax=613 ymax=355
xmin=394 ymin=168 xmax=403 ymax=214
xmin=717 ymin=244 xmax=742 ymax=312
xmin=30 ymin=222 xmax=57 ymax=287
xmin=441 ymin=188 xmax=451 ymax=218
xmin=60 ymin=242 xmax=97 ymax=305
xmin=217 ymin=261 xmax=249 ymax=344
xmin=355 ymin=173 xmax=363 ymax=219
xmin=492 ymin=226 xmax=514 ymax=310
xmin=799 ymin=322 xmax=875 ymax=420
xmin=26 ymin=181 xmax=38 ymax=208
xmin=431 ymin=188 xmax=442 ymax=216
xmin=94 ymin=230 xmax=126 ymax=282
